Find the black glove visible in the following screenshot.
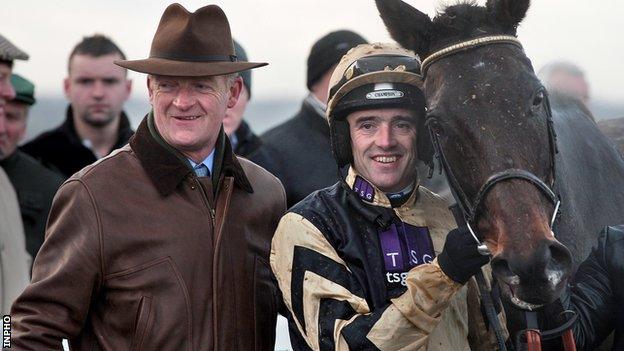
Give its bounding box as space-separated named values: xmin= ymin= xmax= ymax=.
xmin=438 ymin=227 xmax=490 ymax=284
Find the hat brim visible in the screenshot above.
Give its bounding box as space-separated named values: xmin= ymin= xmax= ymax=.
xmin=115 ymin=57 xmax=267 ymax=77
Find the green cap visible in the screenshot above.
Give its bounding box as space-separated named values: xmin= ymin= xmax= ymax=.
xmin=10 ymin=74 xmax=35 ymax=105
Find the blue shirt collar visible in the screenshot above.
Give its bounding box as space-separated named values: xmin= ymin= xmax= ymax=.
xmin=187 ymin=149 xmax=215 ymax=175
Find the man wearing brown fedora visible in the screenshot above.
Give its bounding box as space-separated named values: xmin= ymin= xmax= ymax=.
xmin=10 ymin=4 xmax=286 ymax=350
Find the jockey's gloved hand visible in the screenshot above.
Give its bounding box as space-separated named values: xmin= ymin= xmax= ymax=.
xmin=438 ymin=227 xmax=490 ymax=284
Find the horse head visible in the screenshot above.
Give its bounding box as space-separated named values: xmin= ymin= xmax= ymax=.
xmin=377 ymin=0 xmax=573 ymax=308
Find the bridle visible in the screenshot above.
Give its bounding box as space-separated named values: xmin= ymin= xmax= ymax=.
xmin=422 ymin=35 xmax=560 ymax=256
xmin=422 ymin=35 xmax=576 ymax=351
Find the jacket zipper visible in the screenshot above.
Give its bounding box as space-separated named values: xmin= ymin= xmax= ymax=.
xmin=193 ymin=177 xmax=216 ymax=228
xmin=210 ymin=177 xmax=234 ymax=351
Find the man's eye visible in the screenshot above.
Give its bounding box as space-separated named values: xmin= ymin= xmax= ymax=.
xmin=194 ymin=83 xmax=212 ymax=92
xmin=77 ymin=79 xmax=94 ymax=85
xmin=103 ymin=78 xmax=120 ymax=85
xmin=361 ymin=123 xmax=374 ymax=130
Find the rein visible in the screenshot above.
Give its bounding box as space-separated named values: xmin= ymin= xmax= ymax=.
xmin=424 ymin=36 xmax=575 ymax=351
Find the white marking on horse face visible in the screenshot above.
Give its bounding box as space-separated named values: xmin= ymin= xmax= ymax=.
xmin=473 ymin=61 xmax=485 ymax=69
xmin=546 ymin=268 xmax=563 ymax=286
xmin=508 ymin=275 xmax=521 ymax=285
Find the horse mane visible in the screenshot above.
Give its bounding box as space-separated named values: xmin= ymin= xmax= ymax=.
xmin=430 ymin=1 xmax=519 ymax=45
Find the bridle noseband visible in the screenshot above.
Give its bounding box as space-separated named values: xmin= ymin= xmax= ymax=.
xmin=422 ymin=35 xmax=560 ymax=254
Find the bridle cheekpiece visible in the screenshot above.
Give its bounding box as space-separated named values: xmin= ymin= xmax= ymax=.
xmin=421 ymin=35 xmax=560 ymax=255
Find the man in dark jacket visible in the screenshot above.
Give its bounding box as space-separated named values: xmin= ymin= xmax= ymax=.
xmin=0 ymin=74 xmax=63 ymax=265
xmin=223 ymin=39 xmax=263 ymax=158
xmin=11 ymin=4 xmax=286 ymax=350
xmin=21 ymin=34 xmax=133 ymax=178
xmin=255 ymin=30 xmax=367 ymax=207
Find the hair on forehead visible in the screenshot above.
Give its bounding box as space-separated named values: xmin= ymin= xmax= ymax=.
xmin=69 ymin=34 xmax=127 ymax=75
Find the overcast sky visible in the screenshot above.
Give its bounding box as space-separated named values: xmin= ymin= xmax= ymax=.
xmin=2 ymin=0 xmax=622 ymax=103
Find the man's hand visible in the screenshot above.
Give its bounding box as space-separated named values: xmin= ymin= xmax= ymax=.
xmin=437 ymin=227 xmax=490 ymax=284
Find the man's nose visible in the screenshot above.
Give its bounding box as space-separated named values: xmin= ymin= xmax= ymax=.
xmin=1 ymin=80 xmax=16 ymax=101
xmin=173 ymin=88 xmax=195 ymax=110
xmin=375 ymin=124 xmax=397 ymax=149
xmin=92 ymin=81 xmax=105 ymax=98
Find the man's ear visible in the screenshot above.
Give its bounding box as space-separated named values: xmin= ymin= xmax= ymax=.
xmin=123 ymin=78 xmax=132 ymax=102
xmin=146 ymin=76 xmax=154 ymax=105
xmin=63 ymin=77 xmax=71 ymax=99
xmin=227 ymin=77 xmax=243 ymax=109
xmin=376 ymin=0 xmax=433 ymax=56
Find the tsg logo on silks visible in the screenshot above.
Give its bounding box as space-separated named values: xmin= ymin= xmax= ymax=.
xmin=378 ymin=223 xmax=435 ymax=289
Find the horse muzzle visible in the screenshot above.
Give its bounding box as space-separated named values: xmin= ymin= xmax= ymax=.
xmin=491 ymin=238 xmax=572 ymax=307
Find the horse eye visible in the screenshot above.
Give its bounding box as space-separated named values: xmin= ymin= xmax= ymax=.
xmin=533 ymin=91 xmax=545 ymax=106
xmin=425 ymin=117 xmax=443 ymax=136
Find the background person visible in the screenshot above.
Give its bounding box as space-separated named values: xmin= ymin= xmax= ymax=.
xmin=10 ymin=4 xmax=286 ymax=349
xmin=223 ymin=39 xmax=263 ymax=158
xmin=0 ymin=33 xmax=31 ymax=316
xmin=21 ymin=34 xmax=133 ymax=178
xmin=0 ymin=74 xmax=63 ymax=267
xmin=538 ymin=60 xmax=590 ymax=107
xmin=256 ymin=30 xmax=367 ymax=207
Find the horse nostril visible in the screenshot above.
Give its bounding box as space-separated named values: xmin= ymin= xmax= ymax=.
xmin=546 ymin=240 xmax=573 ymax=282
xmin=491 ymin=256 xmax=520 ymax=286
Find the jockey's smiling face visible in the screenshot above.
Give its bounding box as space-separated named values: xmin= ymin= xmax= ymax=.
xmin=347 ymin=107 xmax=418 ymax=193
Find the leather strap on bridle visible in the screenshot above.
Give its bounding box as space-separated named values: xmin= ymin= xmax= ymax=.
xmin=518 ymin=310 xmax=577 ymax=351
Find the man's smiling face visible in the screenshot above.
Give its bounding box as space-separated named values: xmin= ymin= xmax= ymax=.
xmin=347 ymin=107 xmax=418 ymax=192
xmin=148 ymin=74 xmax=240 ymax=162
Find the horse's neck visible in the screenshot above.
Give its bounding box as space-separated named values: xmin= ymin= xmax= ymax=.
xmin=552 ymin=97 xmax=624 ymax=264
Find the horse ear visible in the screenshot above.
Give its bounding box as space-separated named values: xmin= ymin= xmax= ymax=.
xmin=486 ymin=0 xmax=530 ymax=31
xmin=375 ymin=0 xmax=432 ymax=56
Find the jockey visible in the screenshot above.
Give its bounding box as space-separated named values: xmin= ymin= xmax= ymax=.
xmin=270 ymin=43 xmax=498 ymax=350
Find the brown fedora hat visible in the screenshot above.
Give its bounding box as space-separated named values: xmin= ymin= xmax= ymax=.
xmin=116 ymin=3 xmax=266 ymax=76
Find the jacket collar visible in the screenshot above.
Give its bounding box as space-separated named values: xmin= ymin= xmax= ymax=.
xmin=130 ymin=112 xmax=253 ymax=197
xmin=61 ymin=105 xmax=134 ymax=149
xmin=234 ymin=120 xmax=253 ymax=145
xmin=345 ymin=166 xmax=419 ymax=209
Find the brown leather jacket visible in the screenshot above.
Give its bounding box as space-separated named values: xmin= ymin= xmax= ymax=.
xmin=10 ymin=115 xmax=287 ymax=350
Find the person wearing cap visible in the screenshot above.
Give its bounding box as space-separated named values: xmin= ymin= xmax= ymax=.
xmin=223 ymin=39 xmax=263 ymax=157
xmin=21 ymin=34 xmax=134 ymax=178
xmin=0 ymin=33 xmax=31 ymax=316
xmin=10 ymin=4 xmax=285 ymax=350
xmin=270 ymin=43 xmax=499 ymax=350
xmin=0 ymin=74 xmax=63 ymax=267
xmin=256 ymin=30 xmax=367 ymax=208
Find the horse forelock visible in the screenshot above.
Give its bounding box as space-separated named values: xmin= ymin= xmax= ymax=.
xmin=428 ymin=1 xmax=518 ymax=54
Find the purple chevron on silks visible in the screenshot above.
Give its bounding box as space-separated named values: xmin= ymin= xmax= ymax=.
xmin=378 ymin=223 xmax=435 ymax=273
xmin=353 ymin=176 xmax=375 ymax=202
xmin=379 ymin=224 xmax=404 ymax=271
xmin=402 ymin=224 xmax=435 ymax=266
